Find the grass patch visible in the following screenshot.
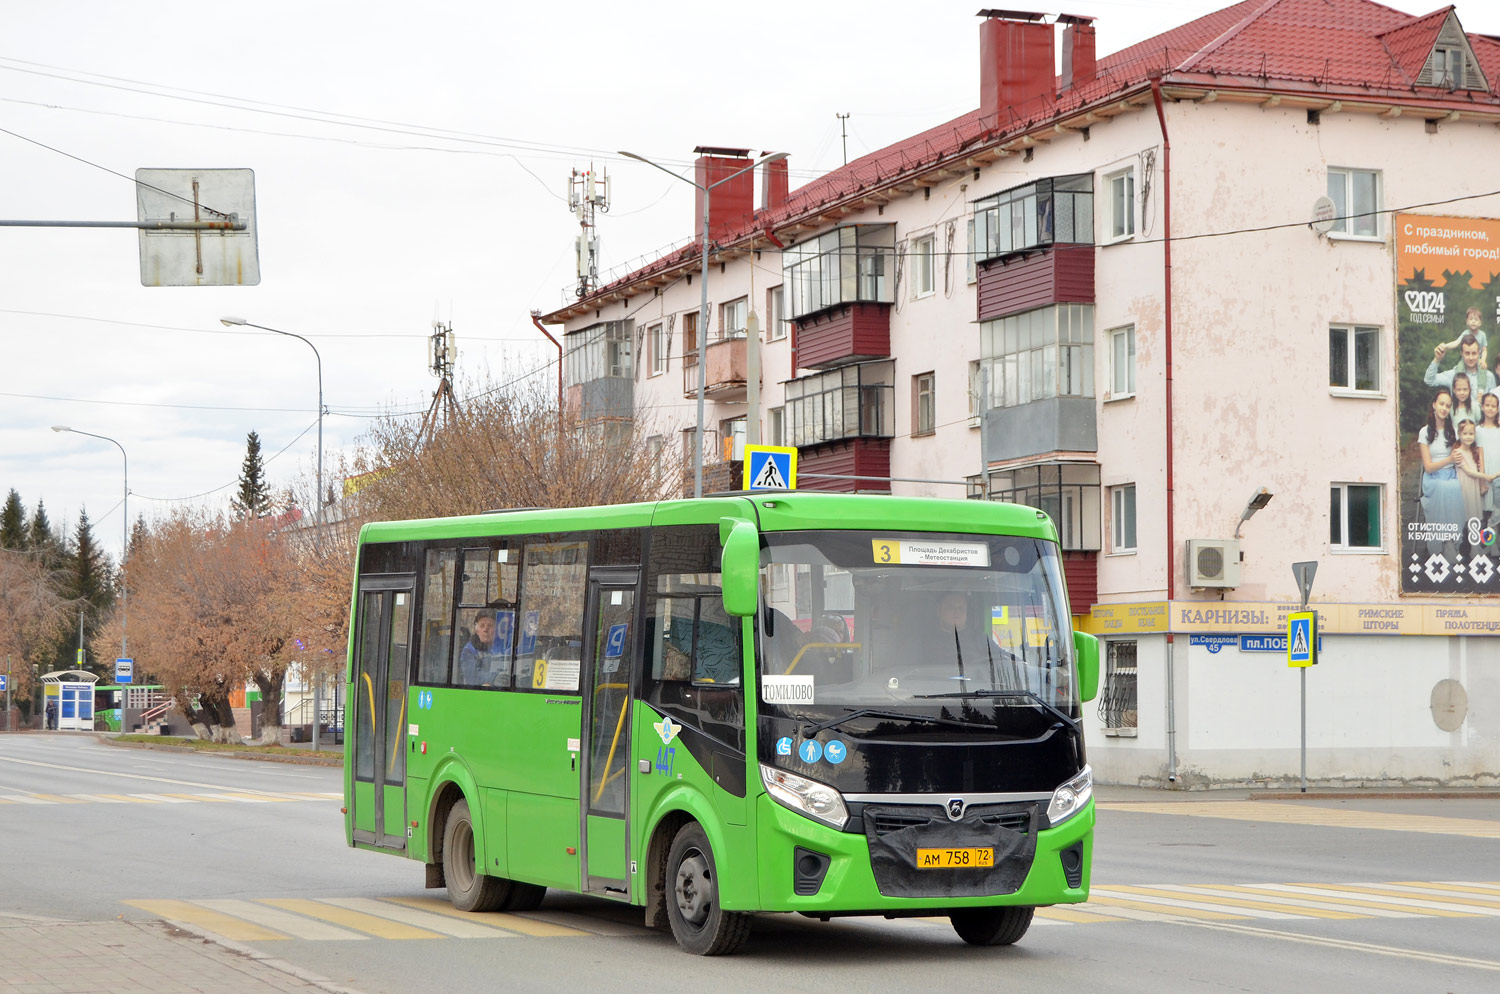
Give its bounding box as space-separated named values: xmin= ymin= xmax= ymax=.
xmin=113 ymin=734 xmax=319 ymax=754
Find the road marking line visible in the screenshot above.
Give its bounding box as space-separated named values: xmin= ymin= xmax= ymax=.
xmin=259 ymin=898 xmax=442 ymax=940
xmin=1166 ymin=917 xmax=1500 ymax=972
xmin=1280 ymin=883 xmax=1500 ymax=915
xmin=1396 ymin=881 xmax=1500 ymax=897
xmin=1085 ymin=894 xmax=1249 ymax=920
xmin=321 ymin=898 xmax=514 ymax=938
xmin=1255 ymin=884 xmax=1482 ymax=917
xmin=1036 ymin=906 xmax=1127 ymax=923
xmin=0 ymin=795 xmax=54 ymax=804
xmin=124 ymin=900 xmax=288 ymax=942
xmin=193 ymin=900 xmax=366 ymax=941
xmin=129 ymin=793 xmax=194 ymax=803
xmin=1091 ymin=888 xmax=1296 ymax=919
xmin=515 ymin=909 xmax=652 ymax=936
xmin=65 ymin=794 xmax=126 ymax=803
xmin=386 ymin=897 xmax=587 ymax=937
xmin=1373 ymin=882 xmax=1500 ymax=902
xmin=97 ymin=793 xmax=158 ymax=803
xmin=1079 ymin=903 xmax=1218 ymax=923
xmin=1100 ymin=801 xmax=1500 ymax=839
xmin=0 ymin=754 xmax=307 ymax=798
xmin=164 ymin=793 xmax=235 ymax=802
xmin=28 ymin=793 xmax=84 ymax=804
xmin=1114 ymin=884 xmax=1364 ymax=919
xmin=207 ymin=793 xmax=275 ymax=803
xmin=1174 ymin=884 xmax=1420 ymax=918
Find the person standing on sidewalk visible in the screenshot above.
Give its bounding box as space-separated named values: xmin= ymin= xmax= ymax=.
xmin=44 ymin=699 xmax=57 ymax=730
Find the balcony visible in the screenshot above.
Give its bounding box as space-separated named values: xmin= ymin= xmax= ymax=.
xmin=792 ymin=302 xmax=891 ymax=371
xmin=682 ymin=335 xmax=749 ymax=400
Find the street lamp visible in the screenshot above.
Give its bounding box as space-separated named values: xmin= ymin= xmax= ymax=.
xmin=618 ymin=149 xmax=787 ymax=497
xmin=220 ymin=317 xmax=324 ymax=539
xmin=51 ymin=426 xmax=128 ymax=709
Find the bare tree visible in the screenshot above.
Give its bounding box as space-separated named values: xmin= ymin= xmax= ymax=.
xmin=0 ymin=547 xmax=74 ymax=719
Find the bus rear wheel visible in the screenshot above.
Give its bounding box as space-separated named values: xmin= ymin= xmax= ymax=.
xmin=443 ymin=798 xmax=510 ymax=912
xmin=665 ymin=824 xmax=750 ymax=955
xmin=950 ymin=906 xmax=1034 ymax=946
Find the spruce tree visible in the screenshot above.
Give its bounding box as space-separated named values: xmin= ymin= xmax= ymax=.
xmin=63 ymin=508 xmax=115 ymax=676
xmin=28 ymin=500 xmax=64 ymax=564
xmin=0 ymin=489 xmax=25 ymax=549
xmin=232 ymin=431 xmax=273 ymax=519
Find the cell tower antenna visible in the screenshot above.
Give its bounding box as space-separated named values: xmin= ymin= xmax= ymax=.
xmin=568 ymin=164 xmax=610 ymax=298
xmin=419 ymin=320 xmax=461 ymax=441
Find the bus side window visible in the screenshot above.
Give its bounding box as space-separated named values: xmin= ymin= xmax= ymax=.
xmin=419 ymin=549 xmax=457 ymax=684
xmin=516 ymin=539 xmax=588 ymax=692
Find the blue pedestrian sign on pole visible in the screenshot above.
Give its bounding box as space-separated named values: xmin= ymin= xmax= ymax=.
xmin=1287 ymin=613 xmax=1317 ymax=668
xmin=743 ymin=444 xmax=797 ymax=491
xmin=115 ymin=658 xmax=134 ymax=684
xmin=0 ymin=674 xmax=7 ymax=693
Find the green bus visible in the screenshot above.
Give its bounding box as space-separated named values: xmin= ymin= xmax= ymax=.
xmin=344 ymin=492 xmax=1099 ymax=954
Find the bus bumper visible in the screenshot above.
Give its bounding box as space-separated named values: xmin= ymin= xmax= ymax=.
xmin=753 ymin=794 xmax=1093 ymax=913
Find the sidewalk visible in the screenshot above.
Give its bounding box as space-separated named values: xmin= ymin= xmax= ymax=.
xmin=0 ymin=918 xmax=360 ymax=994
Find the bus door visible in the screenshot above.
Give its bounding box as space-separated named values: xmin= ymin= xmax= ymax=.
xmin=350 ymin=577 xmax=413 ymax=851
xmin=580 ymin=568 xmax=639 ymax=897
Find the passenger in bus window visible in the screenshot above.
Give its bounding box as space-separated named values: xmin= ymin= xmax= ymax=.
xmin=458 ymin=611 xmax=507 ymax=687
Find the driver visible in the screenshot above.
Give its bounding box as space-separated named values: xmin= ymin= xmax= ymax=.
xmin=930 ymin=592 xmax=1019 ymax=688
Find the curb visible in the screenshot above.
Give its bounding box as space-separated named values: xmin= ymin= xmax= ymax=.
xmin=1252 ymin=790 xmax=1500 ymax=800
xmin=97 ymin=733 xmax=343 ymax=767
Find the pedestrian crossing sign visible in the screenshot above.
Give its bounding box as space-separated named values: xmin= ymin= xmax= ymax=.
xmin=1287 ymin=612 xmax=1317 ymax=668
xmin=743 ymin=444 xmax=797 ymax=491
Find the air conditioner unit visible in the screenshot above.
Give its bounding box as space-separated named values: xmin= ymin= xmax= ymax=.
xmin=1187 ymin=539 xmax=1241 ymax=588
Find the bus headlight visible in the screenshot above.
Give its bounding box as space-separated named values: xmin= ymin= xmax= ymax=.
xmin=760 ymin=764 xmax=848 ymax=830
xmin=1046 ymin=765 xmax=1093 ymax=826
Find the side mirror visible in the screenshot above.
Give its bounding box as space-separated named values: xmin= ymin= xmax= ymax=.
xmin=1073 ymin=631 xmax=1100 ymax=703
xmin=720 ymin=519 xmax=759 ymax=618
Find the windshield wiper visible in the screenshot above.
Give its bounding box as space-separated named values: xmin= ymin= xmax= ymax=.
xmin=800 ymin=707 xmax=974 ymax=738
xmin=913 ymin=689 xmax=1078 ymax=730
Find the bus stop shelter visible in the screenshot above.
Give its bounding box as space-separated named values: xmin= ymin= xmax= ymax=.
xmin=41 ymin=670 xmax=99 ymax=731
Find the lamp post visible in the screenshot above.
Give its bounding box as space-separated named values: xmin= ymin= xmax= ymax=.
xmin=220 ymin=317 xmax=323 ymax=540
xmin=51 ymin=426 xmax=127 ymax=720
xmin=618 ymin=149 xmax=786 ymax=497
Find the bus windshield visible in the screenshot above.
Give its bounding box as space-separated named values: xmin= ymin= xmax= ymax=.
xmin=758 ymin=529 xmax=1078 ymax=723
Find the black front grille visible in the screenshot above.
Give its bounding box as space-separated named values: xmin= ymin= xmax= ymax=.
xmin=979 ymin=812 xmax=1031 ymax=833
xmin=870 ymin=809 xmax=939 ymax=834
xmin=861 ymin=801 xmax=1039 ymax=898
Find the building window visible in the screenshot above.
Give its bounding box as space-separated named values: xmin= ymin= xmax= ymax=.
xmin=682 ymin=311 xmax=698 ymax=365
xmin=1100 ymin=640 xmax=1138 ymax=734
xmin=1329 ymin=324 xmax=1380 ymax=393
xmin=563 ymin=320 xmax=632 ymax=386
xmin=768 ymin=406 xmax=784 ymax=446
xmin=784 ymin=360 xmax=895 ymax=447
xmin=768 ymin=286 xmax=788 ymax=341
xmin=1330 ymin=484 xmax=1383 ymax=551
xmin=978 ymin=462 xmax=1102 ymax=551
xmin=649 ymin=323 xmax=666 ymax=376
xmin=647 ymin=434 xmax=665 ymax=481
xmin=783 ymin=223 xmax=896 ymax=319
xmin=966 ymin=218 xmax=976 ymax=284
xmin=1111 ymin=484 xmax=1136 ymax=553
xmin=1106 ymin=167 xmax=1135 ymax=241
xmin=912 ymin=235 xmax=935 ymax=298
xmin=1327 ymin=168 xmax=1380 ymax=238
xmin=1109 ymin=325 xmax=1136 ymax=398
xmin=974 ymin=174 xmax=1093 ymax=260
xmin=719 ymin=417 xmax=747 ymax=462
xmin=720 ymin=297 xmax=748 ymax=340
xmin=976 ymin=304 xmax=1095 ymax=410
xmin=912 ymin=372 xmax=935 ymax=436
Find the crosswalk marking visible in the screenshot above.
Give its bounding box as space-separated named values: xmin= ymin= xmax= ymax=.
xmin=122 ymin=880 xmax=1500 ymax=943
xmin=125 ymin=900 xmax=288 ymax=942
xmin=259 ymin=898 xmax=443 ymax=940
xmin=193 ymin=900 xmax=367 ymax=941
xmin=1100 ymin=801 xmax=1500 ymax=839
xmin=0 ymin=790 xmax=342 ymax=807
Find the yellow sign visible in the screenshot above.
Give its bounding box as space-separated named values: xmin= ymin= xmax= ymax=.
xmin=1081 ymin=602 xmax=1170 ymax=635
xmin=743 ymin=444 xmax=797 ymax=490
xmin=1287 ymin=611 xmax=1317 ymax=667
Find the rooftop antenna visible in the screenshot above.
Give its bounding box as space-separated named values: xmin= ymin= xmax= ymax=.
xmin=568 ymin=165 xmax=610 ymax=298
xmin=419 ymin=320 xmax=460 ymax=441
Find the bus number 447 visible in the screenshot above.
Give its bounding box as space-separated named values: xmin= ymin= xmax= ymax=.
xmin=655 ymin=746 xmax=675 ymax=776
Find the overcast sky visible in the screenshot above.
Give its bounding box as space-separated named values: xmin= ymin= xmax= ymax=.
xmin=4 ymin=0 xmax=1492 ymax=563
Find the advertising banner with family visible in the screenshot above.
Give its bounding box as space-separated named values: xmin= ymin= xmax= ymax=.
xmin=1397 ymin=213 xmax=1500 ymax=593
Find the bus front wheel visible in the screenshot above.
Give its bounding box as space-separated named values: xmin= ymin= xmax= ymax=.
xmin=950 ymin=906 xmax=1034 ymax=946
xmin=442 ymin=798 xmax=509 ymax=912
xmin=665 ymin=824 xmax=750 ymax=955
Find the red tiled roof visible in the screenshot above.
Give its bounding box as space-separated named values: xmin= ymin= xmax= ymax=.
xmin=545 ymin=1 xmax=1497 ymax=321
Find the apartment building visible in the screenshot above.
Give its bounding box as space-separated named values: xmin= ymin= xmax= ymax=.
xmin=538 ymin=1 xmax=1500 ymax=787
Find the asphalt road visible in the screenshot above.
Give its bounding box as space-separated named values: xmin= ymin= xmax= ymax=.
xmin=3 ymin=733 xmax=1498 ymax=994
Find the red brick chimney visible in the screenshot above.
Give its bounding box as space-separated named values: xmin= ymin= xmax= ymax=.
xmin=1060 ymin=15 xmax=1097 ymax=93
xmin=978 ymin=10 xmax=1055 ymax=131
xmin=694 ymin=146 xmax=755 ymax=244
xmin=760 ymin=154 xmax=789 ymax=212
